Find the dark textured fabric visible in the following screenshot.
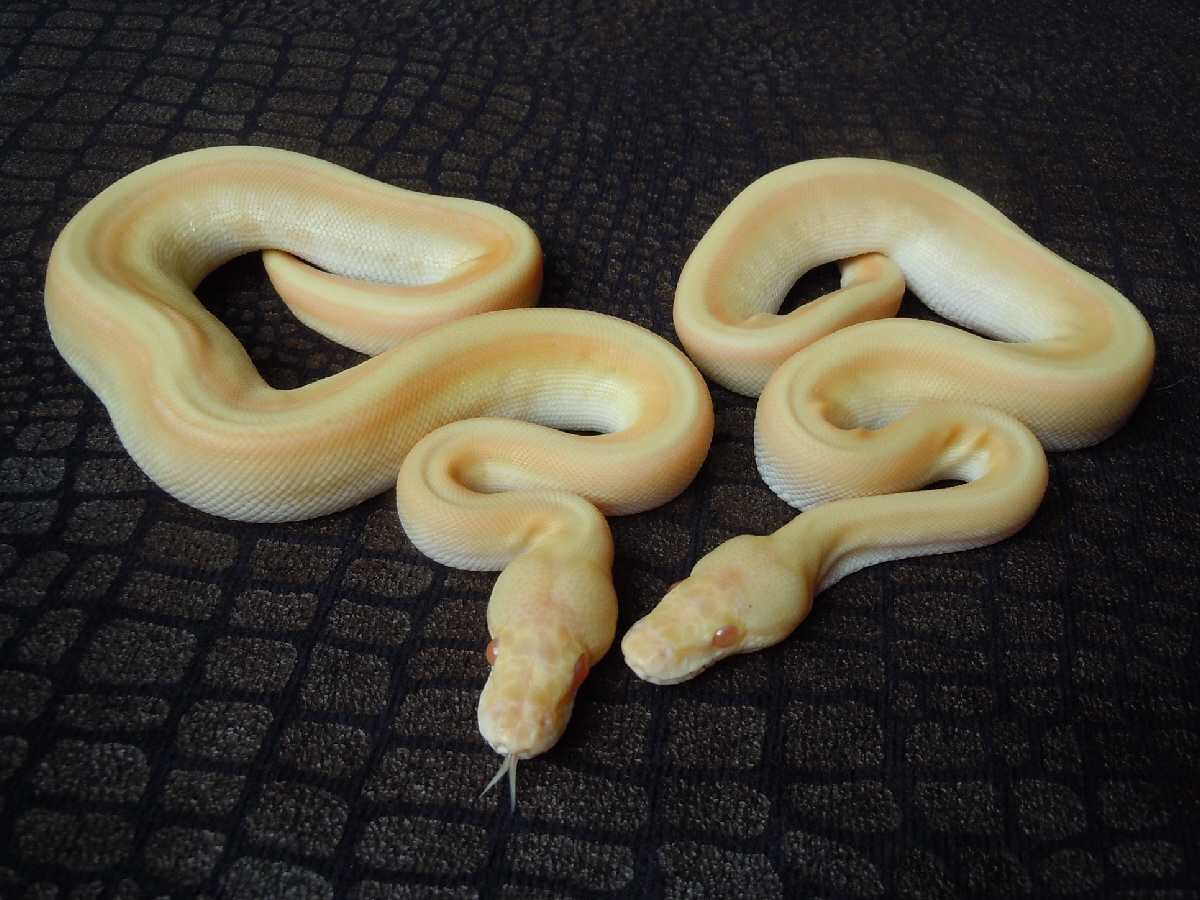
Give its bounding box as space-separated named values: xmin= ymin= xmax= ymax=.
xmin=1 ymin=1 xmax=1198 ymax=897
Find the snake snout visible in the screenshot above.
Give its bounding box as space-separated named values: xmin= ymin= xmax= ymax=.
xmin=477 ymin=641 xmax=580 ymax=758
xmin=478 ymin=696 xmax=568 ymax=758
xmin=619 ymin=626 xmax=672 ymax=683
xmin=621 ymin=601 xmax=722 ymax=685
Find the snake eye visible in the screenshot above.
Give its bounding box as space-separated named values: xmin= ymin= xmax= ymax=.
xmin=486 ymin=638 xmax=499 ymax=665
xmin=712 ymin=625 xmax=739 ymax=648
xmin=571 ymin=653 xmax=590 ymax=691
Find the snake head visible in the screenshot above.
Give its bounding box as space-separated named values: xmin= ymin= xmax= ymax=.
xmin=477 ymin=540 xmax=616 ymax=761
xmin=621 ymin=533 xmax=810 ymax=684
xmin=478 ymin=627 xmax=593 ymax=759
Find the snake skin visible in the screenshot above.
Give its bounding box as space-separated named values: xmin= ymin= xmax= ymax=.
xmin=1 ymin=1 xmax=1197 ymax=897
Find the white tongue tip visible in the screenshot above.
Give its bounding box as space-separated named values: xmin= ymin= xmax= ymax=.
xmin=481 ymin=752 xmax=519 ymax=813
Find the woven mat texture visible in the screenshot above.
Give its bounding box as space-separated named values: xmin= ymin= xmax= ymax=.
xmin=1 ymin=1 xmax=1199 ymax=897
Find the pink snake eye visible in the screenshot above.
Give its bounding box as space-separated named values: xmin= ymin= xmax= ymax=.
xmin=712 ymin=625 xmax=739 ymax=648
xmin=486 ymin=638 xmax=499 ymax=665
xmin=571 ymin=654 xmax=590 ymax=691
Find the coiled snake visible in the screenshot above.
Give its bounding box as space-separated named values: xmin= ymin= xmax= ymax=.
xmin=44 ymin=146 xmax=714 ymax=808
xmin=621 ymin=158 xmax=1154 ymax=684
xmin=46 ymin=150 xmax=1152 ymax=806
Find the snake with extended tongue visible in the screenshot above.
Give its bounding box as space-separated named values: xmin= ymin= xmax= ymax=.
xmin=44 ymin=146 xmax=714 ymax=809
xmin=621 ymin=157 xmax=1154 ymax=684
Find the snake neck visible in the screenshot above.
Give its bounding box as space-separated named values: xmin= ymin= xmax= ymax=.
xmin=623 ymin=405 xmax=1049 ymax=685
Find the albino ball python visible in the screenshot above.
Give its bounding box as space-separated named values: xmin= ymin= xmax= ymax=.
xmin=44 ymin=146 xmax=714 ymax=807
xmin=622 ymin=157 xmax=1155 ymax=684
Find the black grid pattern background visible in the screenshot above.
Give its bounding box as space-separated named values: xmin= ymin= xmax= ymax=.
xmin=2 ymin=1 xmax=1199 ymax=897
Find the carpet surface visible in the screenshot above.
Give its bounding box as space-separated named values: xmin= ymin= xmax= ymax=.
xmin=1 ymin=1 xmax=1198 ymax=897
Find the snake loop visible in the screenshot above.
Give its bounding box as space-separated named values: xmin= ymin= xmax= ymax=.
xmin=622 ymin=158 xmax=1154 ymax=684
xmin=44 ymin=146 xmax=714 ymax=803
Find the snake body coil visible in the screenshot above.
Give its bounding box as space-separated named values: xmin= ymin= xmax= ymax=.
xmin=622 ymin=158 xmax=1154 ymax=684
xmin=44 ymin=147 xmax=714 ymax=803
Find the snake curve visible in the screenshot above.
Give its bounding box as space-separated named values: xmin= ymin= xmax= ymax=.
xmin=622 ymin=157 xmax=1155 ymax=685
xmin=43 ymin=146 xmax=714 ymax=806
